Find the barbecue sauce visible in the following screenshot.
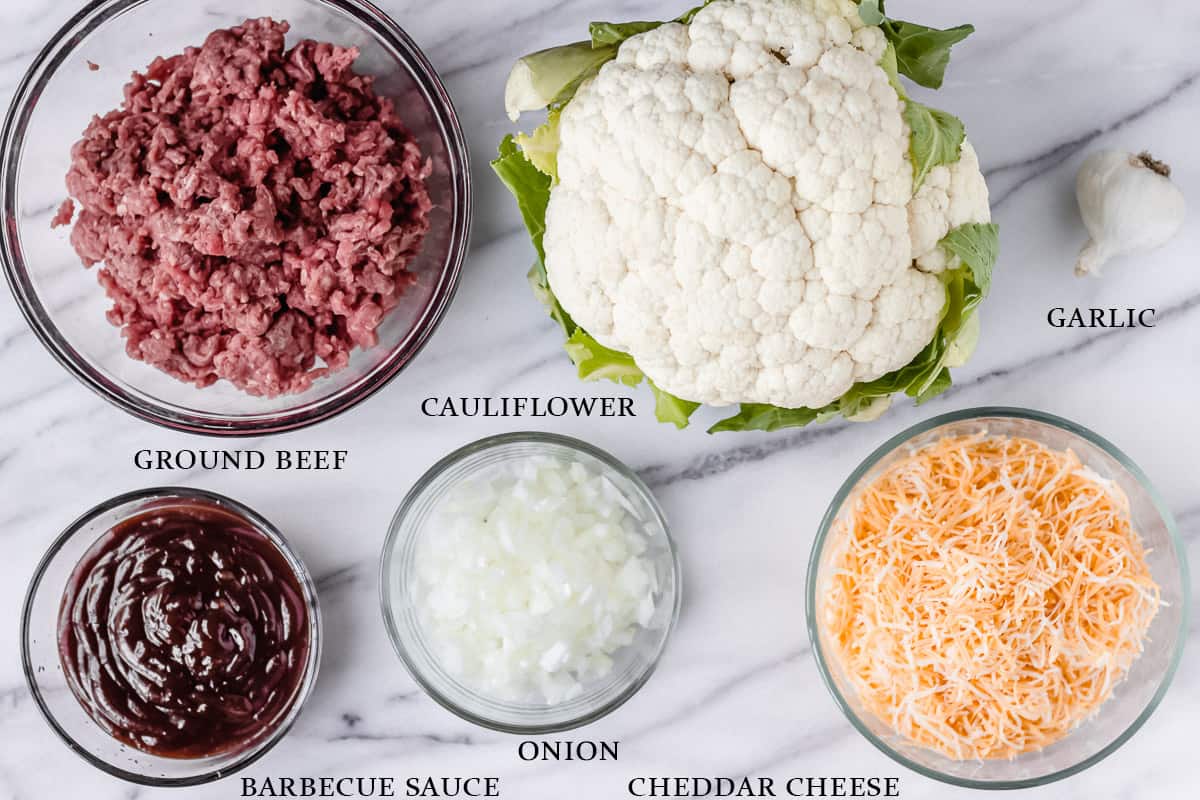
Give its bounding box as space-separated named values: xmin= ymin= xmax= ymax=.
xmin=58 ymin=502 xmax=311 ymax=758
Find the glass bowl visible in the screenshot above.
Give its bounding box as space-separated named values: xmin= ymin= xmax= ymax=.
xmin=22 ymin=487 xmax=322 ymax=786
xmin=0 ymin=0 xmax=470 ymax=435
xmin=807 ymin=407 xmax=1189 ymax=789
xmin=380 ymin=432 xmax=681 ymax=733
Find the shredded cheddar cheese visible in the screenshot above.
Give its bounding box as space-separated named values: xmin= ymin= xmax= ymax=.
xmin=821 ymin=434 xmax=1160 ymax=760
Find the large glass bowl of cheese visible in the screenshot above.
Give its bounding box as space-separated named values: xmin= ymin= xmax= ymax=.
xmin=808 ymin=407 xmax=1188 ymax=788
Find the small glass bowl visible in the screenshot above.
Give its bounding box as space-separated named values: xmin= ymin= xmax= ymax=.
xmin=0 ymin=0 xmax=470 ymax=435
xmin=22 ymin=487 xmax=322 ymax=786
xmin=380 ymin=432 xmax=681 ymax=733
xmin=807 ymin=407 xmax=1189 ymax=789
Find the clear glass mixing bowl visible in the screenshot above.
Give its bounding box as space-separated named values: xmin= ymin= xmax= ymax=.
xmin=22 ymin=487 xmax=322 ymax=786
xmin=380 ymin=432 xmax=682 ymax=733
xmin=807 ymin=407 xmax=1189 ymax=789
xmin=0 ymin=0 xmax=470 ymax=435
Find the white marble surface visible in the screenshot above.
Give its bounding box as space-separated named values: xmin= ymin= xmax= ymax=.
xmin=1 ymin=0 xmax=1198 ymax=798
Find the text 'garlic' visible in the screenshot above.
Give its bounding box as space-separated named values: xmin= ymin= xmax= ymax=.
xmin=1075 ymin=150 xmax=1186 ymax=277
xmin=411 ymin=454 xmax=659 ymax=705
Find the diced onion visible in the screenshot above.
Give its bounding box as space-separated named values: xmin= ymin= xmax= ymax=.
xmin=412 ymin=455 xmax=659 ymax=704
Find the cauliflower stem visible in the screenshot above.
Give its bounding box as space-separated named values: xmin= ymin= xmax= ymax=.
xmin=494 ymin=0 xmax=999 ymax=433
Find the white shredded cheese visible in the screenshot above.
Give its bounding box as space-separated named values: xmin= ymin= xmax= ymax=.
xmin=412 ymin=454 xmax=659 ymax=704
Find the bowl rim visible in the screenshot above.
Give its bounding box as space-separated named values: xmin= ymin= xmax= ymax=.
xmin=805 ymin=406 xmax=1191 ymax=790
xmin=0 ymin=0 xmax=472 ymax=437
xmin=20 ymin=486 xmax=323 ymax=787
xmin=378 ymin=431 xmax=683 ymax=734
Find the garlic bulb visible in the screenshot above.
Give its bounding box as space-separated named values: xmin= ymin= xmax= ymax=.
xmin=1075 ymin=150 xmax=1186 ymax=277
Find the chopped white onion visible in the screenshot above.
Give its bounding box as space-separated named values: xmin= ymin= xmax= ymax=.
xmin=412 ymin=454 xmax=659 ymax=704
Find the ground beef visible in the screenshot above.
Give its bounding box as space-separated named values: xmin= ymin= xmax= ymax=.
xmin=51 ymin=199 xmax=75 ymax=228
xmin=58 ymin=18 xmax=432 ymax=397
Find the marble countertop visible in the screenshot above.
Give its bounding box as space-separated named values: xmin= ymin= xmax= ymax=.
xmin=1 ymin=1 xmax=1197 ymax=798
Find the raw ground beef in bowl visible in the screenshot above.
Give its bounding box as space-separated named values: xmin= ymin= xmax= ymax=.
xmin=53 ymin=17 xmax=433 ymax=398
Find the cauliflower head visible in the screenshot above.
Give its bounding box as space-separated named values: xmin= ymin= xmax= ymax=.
xmin=496 ymin=0 xmax=999 ymax=432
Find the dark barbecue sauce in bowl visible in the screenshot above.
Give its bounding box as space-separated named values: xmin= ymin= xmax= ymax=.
xmin=57 ymin=502 xmax=311 ymax=759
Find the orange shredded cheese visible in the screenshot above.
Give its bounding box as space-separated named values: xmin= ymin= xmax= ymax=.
xmin=821 ymin=434 xmax=1160 ymax=760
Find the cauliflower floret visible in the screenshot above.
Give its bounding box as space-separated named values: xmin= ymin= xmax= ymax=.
xmin=910 ymin=141 xmax=991 ymax=272
xmin=543 ymin=0 xmax=991 ymax=409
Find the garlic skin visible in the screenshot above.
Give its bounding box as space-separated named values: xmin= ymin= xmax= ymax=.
xmin=1075 ymin=150 xmax=1186 ymax=277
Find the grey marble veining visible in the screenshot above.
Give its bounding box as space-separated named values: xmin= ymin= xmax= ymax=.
xmin=1 ymin=1 xmax=1199 ymax=799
